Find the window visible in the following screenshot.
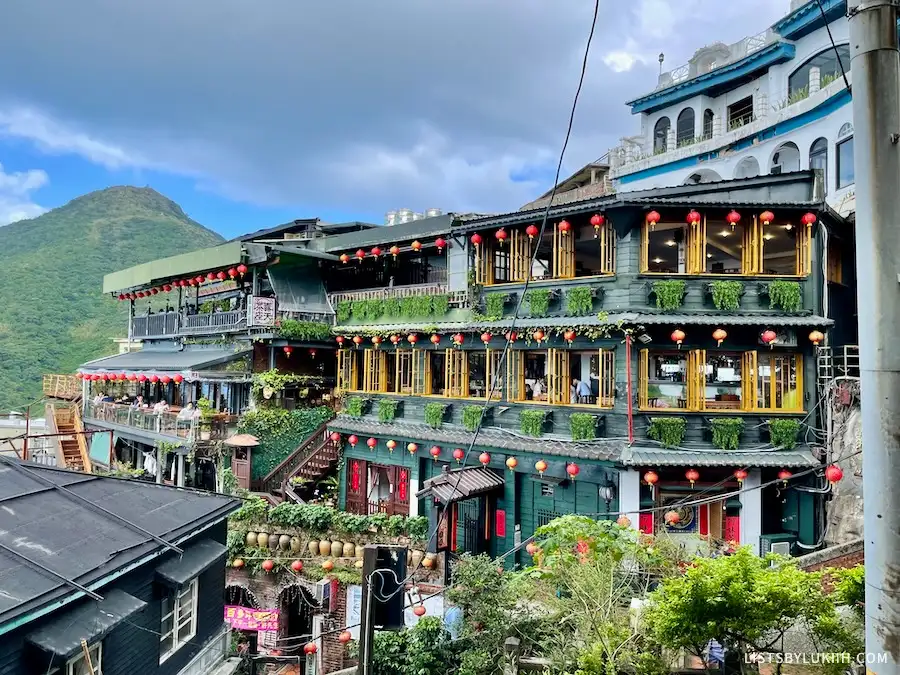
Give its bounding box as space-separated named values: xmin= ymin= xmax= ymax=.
xmin=676 ymin=108 xmax=696 ymax=146
xmin=727 ymin=96 xmax=754 ymax=130
xmin=809 ymin=137 xmax=827 ymax=187
xmin=474 ymin=229 xmax=532 ymax=285
xmin=702 ymin=109 xmax=714 ymax=139
xmin=507 ymin=349 xmax=614 ymax=408
xmin=827 ymin=241 xmax=843 ymax=284
xmin=53 ymin=643 xmax=102 ymax=675
xmin=755 ymin=352 xmax=803 ymax=411
xmin=788 ymin=45 xmax=850 ymax=98
xmin=160 ymin=579 xmax=198 ymax=662
xmin=653 ymin=117 xmax=671 ymax=153
xmin=363 ymin=349 xmax=388 ymax=393
xmin=837 ymin=136 xmax=854 ymax=189
xmin=336 ymin=349 xmax=360 ymax=392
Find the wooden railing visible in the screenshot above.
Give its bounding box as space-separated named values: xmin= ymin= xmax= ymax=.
xmin=259 ymin=422 xmax=334 ymax=494
xmin=42 ymin=374 xmax=81 ymax=400
xmin=328 ymin=285 xmax=468 ymax=313
xmin=70 ymin=404 xmax=93 ymax=473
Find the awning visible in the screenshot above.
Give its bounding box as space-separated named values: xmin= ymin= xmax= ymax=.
xmin=620 ymin=446 xmax=819 ymax=468
xmin=27 ymin=589 xmax=147 ymax=659
xmin=79 ymin=347 xmax=251 ymax=377
xmin=224 ymin=434 xmax=259 ymax=447
xmin=417 ymin=466 xmax=505 ymax=504
xmin=155 ymin=539 xmax=227 ymax=588
xmin=267 ymin=255 xmax=332 ymax=314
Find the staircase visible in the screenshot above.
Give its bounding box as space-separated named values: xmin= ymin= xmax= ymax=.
xmin=47 ymin=404 xmax=92 ymax=473
xmin=259 ymin=423 xmax=340 ymax=502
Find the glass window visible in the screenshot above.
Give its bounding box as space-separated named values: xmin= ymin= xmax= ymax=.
xmin=646 ymin=222 xmax=687 ymax=273
xmin=727 ymin=96 xmax=754 ymax=130
xmin=760 ymin=222 xmax=801 ymax=275
xmin=704 ymin=353 xmax=743 ymax=409
xmin=429 ymin=351 xmax=446 ymax=396
xmin=61 ymin=643 xmax=101 ymax=675
xmin=676 ymin=108 xmax=695 ymax=146
xmin=788 ymin=46 xmax=850 ymax=97
xmin=705 ymin=220 xmax=745 ymax=274
xmin=837 ymin=137 xmax=854 ymax=189
xmin=653 ymin=117 xmax=671 ymax=153
xmin=702 ymin=109 xmax=714 ymax=139
xmin=757 ymin=353 xmax=802 ymax=411
xmin=160 ymin=579 xmax=198 ymax=662
xmin=809 ymin=137 xmax=827 ymax=186
xmin=467 ymin=351 xmax=487 ymax=398
xmin=525 ymin=352 xmax=548 ymax=401
xmin=646 ymin=352 xmax=688 ymax=409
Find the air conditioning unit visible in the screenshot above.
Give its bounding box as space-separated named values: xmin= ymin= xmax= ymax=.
xmin=770 ymin=541 xmax=792 ymax=557
xmin=760 ymin=533 xmax=797 ymax=557
xmin=314 ymin=578 xmax=332 ymax=606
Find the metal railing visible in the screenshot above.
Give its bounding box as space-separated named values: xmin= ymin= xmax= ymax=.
xmin=181 ymin=309 xmax=246 ymax=334
xmin=129 ymin=309 xmax=247 ymax=339
xmin=85 ymin=402 xmax=239 ymax=443
xmin=131 ymin=312 xmax=179 ymax=338
xmin=656 ymin=29 xmax=776 ymax=90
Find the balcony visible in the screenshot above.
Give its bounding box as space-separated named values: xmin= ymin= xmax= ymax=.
xmin=42 ymin=374 xmax=81 ymax=400
xmin=84 ymin=401 xmax=238 ymax=443
xmin=328 ymin=283 xmax=468 ymax=309
xmin=130 ymin=309 xmax=247 ymax=340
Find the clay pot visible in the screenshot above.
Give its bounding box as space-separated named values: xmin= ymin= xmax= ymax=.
xmin=245 ymin=532 xmax=258 ymax=547
xmin=410 ymin=550 xmax=424 ymax=569
xmin=355 ymin=560 xmax=364 ymax=569
xmin=331 ymin=540 xmax=344 ymax=558
xmin=268 ymin=534 xmax=280 ymax=552
xmin=290 ymin=537 xmax=302 ymax=553
xmin=356 ymin=546 xmax=364 ymax=560
xmin=342 ymin=542 xmax=355 ymax=558
xmin=308 ymin=540 xmax=320 ymax=556
xmin=279 ymin=535 xmax=291 ymax=551
xmin=257 ymin=532 xmax=269 ymax=549
xmin=318 ymin=540 xmax=331 ymax=556
xmin=407 ymin=550 xmax=413 ymax=566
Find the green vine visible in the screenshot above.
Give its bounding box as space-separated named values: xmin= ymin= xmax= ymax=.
xmin=769 ymin=418 xmax=801 ymax=449
xmin=525 ymin=289 xmax=551 ymax=317
xmin=399 ymin=295 xmax=435 ymax=318
xmin=237 ymin=407 xmax=334 ymax=479
xmin=424 ymin=402 xmax=447 ymax=428
xmin=769 ymin=280 xmax=802 ymax=312
xmin=647 ymin=417 xmax=686 ymax=448
xmin=520 ymin=409 xmax=547 ymax=437
xmin=378 ymin=398 xmax=399 ymax=423
xmin=484 ymin=293 xmax=507 ymax=321
xmin=431 ymin=294 xmax=450 ymax=316
xmin=710 ymin=417 xmax=744 ymax=450
xmin=652 ymin=280 xmax=687 ymax=311
xmin=383 ymin=297 xmax=402 ymax=318
xmin=336 ymin=301 xmax=352 ymax=323
xmin=565 ymin=287 xmax=593 ymax=316
xmin=569 ymin=413 xmax=597 ymax=441
xmin=462 ymin=405 xmax=485 ymax=432
xmin=345 ymin=396 xmax=368 ymax=418
xmin=276 ymin=319 xmax=331 ymax=341
xmin=251 ymin=368 xmax=325 ymax=404
xmin=156 ymin=441 xmax=183 ymax=456
xmin=709 ymin=281 xmax=743 ymax=311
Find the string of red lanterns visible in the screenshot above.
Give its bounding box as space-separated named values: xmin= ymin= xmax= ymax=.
xmin=82 ymin=371 xmax=186 ymax=383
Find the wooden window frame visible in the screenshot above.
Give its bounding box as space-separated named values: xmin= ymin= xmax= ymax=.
xmin=596 ymin=348 xmax=616 ymax=408
xmin=445 ymin=348 xmax=469 ymax=399
xmin=547 ymin=348 xmax=571 ymax=405
xmin=160 ymin=578 xmax=198 ymax=663
xmin=754 ymin=351 xmax=804 ymax=412
xmin=552 ymin=222 xmax=575 ymax=279
xmin=506 ymin=350 xmax=526 ymax=402
xmin=336 ymin=349 xmax=359 ymax=392
xmin=363 ymin=349 xmax=388 ymax=393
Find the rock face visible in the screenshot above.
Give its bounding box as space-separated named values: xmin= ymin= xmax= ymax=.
xmin=825 ymin=404 xmax=863 ymax=547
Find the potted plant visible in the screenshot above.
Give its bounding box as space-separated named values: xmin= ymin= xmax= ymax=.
xmin=196 ymin=397 xmax=214 ymax=440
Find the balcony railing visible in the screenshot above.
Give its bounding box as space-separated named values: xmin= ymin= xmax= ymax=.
xmin=328 ymin=283 xmax=468 ymax=310
xmin=656 ymin=29 xmax=776 ymax=91
xmin=132 ymin=312 xmax=179 ymax=339
xmin=181 ymin=309 xmax=247 ymax=334
xmin=130 ymin=309 xmax=247 ymax=339
xmin=85 ymin=401 xmax=238 ymax=442
xmin=42 ymin=374 xmax=81 ymax=400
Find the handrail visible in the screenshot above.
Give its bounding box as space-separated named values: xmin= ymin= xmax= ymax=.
xmin=45 ymin=403 xmax=65 ymax=467
xmin=260 ymin=421 xmax=334 ymax=494
xmin=70 ymin=404 xmax=93 ymax=473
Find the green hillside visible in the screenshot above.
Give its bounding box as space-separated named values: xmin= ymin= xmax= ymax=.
xmin=0 ymin=186 xmax=224 ymax=411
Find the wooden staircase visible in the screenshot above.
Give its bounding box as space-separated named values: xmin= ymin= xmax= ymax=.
xmin=47 ymin=404 xmax=93 ymax=473
xmin=259 ymin=423 xmax=340 ymax=502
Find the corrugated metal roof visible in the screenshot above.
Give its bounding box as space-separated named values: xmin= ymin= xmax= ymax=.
xmin=620 ymin=446 xmax=818 ymax=468
xmin=317 ymin=215 xmax=453 ymax=253
xmin=102 ymin=242 xmax=244 ymax=294
xmin=80 ymin=347 xmax=251 ymax=373
xmin=417 ymin=466 xmax=505 ymax=503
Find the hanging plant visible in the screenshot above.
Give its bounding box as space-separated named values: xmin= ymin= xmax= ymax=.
xmin=647 ymin=417 xmax=686 ymax=448
xmin=345 ymin=396 xmax=368 ymax=418
xmin=462 ymin=405 xmax=485 ymax=432
xmin=709 ymin=280 xmax=743 ymax=311
xmin=399 ymin=295 xmax=435 ymax=318
xmin=710 ymin=417 xmax=744 ymax=450
xmin=569 ymin=413 xmax=598 ymax=441
xmin=768 ymin=418 xmax=801 ymax=449
xmin=652 ymin=280 xmax=687 ymax=311
xmin=484 ymin=293 xmax=507 ymax=320
xmin=278 ymin=320 xmax=332 ymax=341
xmin=565 ymin=287 xmax=593 ymax=316
xmin=378 ymin=398 xmax=399 ymax=423
xmin=424 ymin=402 xmax=447 ymax=429
xmin=525 ymin=289 xmax=551 ymax=316
xmin=769 ymin=280 xmax=802 ymax=312
xmin=520 ymin=409 xmax=547 ymax=437
xmin=431 ymin=294 xmax=450 ymax=316
xmin=336 ymin=301 xmax=352 ymax=323
xmin=383 ymin=297 xmax=402 ymax=318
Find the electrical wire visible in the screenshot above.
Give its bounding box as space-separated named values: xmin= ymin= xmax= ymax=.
xmin=816 ymin=0 xmax=851 ymax=92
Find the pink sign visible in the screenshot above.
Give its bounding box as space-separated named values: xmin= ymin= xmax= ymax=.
xmin=225 ymin=605 xmax=280 ymax=631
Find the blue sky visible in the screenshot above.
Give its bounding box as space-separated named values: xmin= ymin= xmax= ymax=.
xmin=0 ymin=0 xmax=788 ymax=239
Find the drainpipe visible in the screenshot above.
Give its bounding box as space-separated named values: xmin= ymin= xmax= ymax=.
xmin=625 ymin=334 xmax=635 ymax=444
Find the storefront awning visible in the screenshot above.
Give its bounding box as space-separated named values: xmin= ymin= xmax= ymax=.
xmin=417 ymin=466 xmax=505 ymax=504
xmin=79 ymin=347 xmax=251 ymax=377
xmin=155 ymin=539 xmax=227 ymax=589
xmin=620 ymin=447 xmax=819 ymax=468
xmin=27 ymin=589 xmax=147 ymax=660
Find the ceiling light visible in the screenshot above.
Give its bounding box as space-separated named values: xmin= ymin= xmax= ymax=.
xmin=652 ymin=257 xmax=664 ymax=264
xmin=719 ymin=229 xmax=730 ymax=237
xmin=784 ymin=223 xmax=793 ymax=231
xmin=706 ymin=253 xmax=713 ymax=259
xmin=665 ymin=239 xmax=677 ymax=247
xmin=763 ymin=233 xmax=774 ymax=241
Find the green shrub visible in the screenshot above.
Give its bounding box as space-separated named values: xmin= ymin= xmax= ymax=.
xmin=647 ymin=417 xmax=686 ymax=448
xmin=520 ymin=409 xmax=546 ymax=437
xmin=565 ymin=287 xmax=593 ymax=316
xmin=569 ymin=413 xmax=597 ymax=441
xmin=709 ymin=280 xmax=743 ymax=311
xmin=431 ymin=294 xmax=450 ymax=316
xmin=378 ymin=398 xmax=399 ymax=423
xmin=769 ymin=280 xmax=802 ymax=312
xmin=336 ymin=301 xmax=352 ymax=323
xmin=710 ymin=417 xmax=744 ymax=450
xmin=484 ymin=293 xmax=507 ymax=320
xmin=525 ymin=289 xmax=551 ymax=316
xmin=462 ymin=405 xmax=484 ymax=432
xmin=769 ymin=418 xmax=801 ymax=449
xmin=383 ymin=297 xmax=402 ymax=318
xmin=424 ymin=402 xmax=447 ymax=428
xmin=345 ymin=396 xmax=367 ymax=417
xmin=653 ymin=280 xmax=687 ymax=311
xmin=277 ymin=319 xmax=332 ymax=341
xmin=237 ymin=406 xmax=334 ymax=480
xmin=400 ymin=295 xmax=433 ymax=318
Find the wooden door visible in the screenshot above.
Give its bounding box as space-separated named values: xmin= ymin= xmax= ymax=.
xmin=232 ymin=448 xmax=251 ymax=490
xmin=547 ymin=349 xmax=571 ymax=404
xmin=345 ymin=457 xmax=368 ymax=514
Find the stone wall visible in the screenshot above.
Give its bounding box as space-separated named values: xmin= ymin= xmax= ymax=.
xmin=825 ymin=396 xmax=863 ymax=547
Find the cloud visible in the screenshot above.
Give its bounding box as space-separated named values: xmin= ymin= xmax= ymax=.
xmin=0 ymin=162 xmax=48 ymax=225
xmin=0 ymin=0 xmax=790 ymax=216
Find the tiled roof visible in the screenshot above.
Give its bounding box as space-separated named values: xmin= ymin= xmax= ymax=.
xmin=417 ymin=466 xmax=506 ymax=503
xmin=620 ymin=446 xmax=819 ymax=468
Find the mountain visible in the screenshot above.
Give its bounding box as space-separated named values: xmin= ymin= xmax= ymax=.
xmin=0 ymin=186 xmax=224 ymax=412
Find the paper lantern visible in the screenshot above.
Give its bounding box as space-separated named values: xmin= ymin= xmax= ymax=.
xmin=137 ymin=374 xmax=147 ymax=382
xmin=495 ymin=228 xmax=508 ymax=246
xmin=435 ymin=237 xmax=446 ymax=253
xmin=646 ymin=210 xmax=660 ymax=228
xmin=479 ymin=452 xmax=491 ymax=466
xmin=304 ymin=643 xmax=318 ymax=655
xmin=760 ymin=210 xmax=775 ymax=225
xmin=535 ymin=459 xmax=548 ymax=476
xmin=390 ymin=334 xmax=401 ymax=345
xmin=411 ymin=240 xmax=422 ymax=252
xmin=801 ymin=212 xmax=817 ymax=226
xmin=330 ymin=432 xmax=341 ymax=442
xmin=590 ymin=213 xmax=605 ymax=238
xmin=149 ymin=375 xmax=159 ymax=383
xmin=367 ymin=437 xmax=377 ymax=450
xmin=726 ymin=210 xmax=741 ymax=228
xmin=390 ymin=245 xmax=400 ymax=259
xmin=643 ymin=470 xmax=659 ymax=486
xmin=291 ymin=560 xmax=303 ymax=572
xmin=778 ymin=469 xmax=793 ymax=484
xmin=566 ymin=463 xmax=580 ymax=480
xmin=505 ymin=457 xmax=518 ymax=472
xmin=309 ymin=348 xmax=317 ymax=359
xmin=452 ymin=333 xmax=465 ymax=347
xmin=339 ymin=631 xmax=352 ymax=644
xmin=407 ymin=334 xmax=418 ymax=345
xmin=525 ymin=542 xmax=540 ymax=556
xmin=713 ymin=328 xmax=727 ymax=346
xmin=532 ymin=329 xmax=545 ymax=343
xmin=430 ymin=334 xmax=441 ymax=346
xmin=686 ymin=210 xmax=701 ymax=225
xmin=336 ymin=336 xmax=345 ymax=347
xmin=237 ymin=264 xmax=248 ymax=277
xmin=262 ymin=559 xmax=275 ymax=572
xmin=734 ymin=469 xmax=748 ymax=484
xmin=563 ymin=329 xmax=576 ymax=344
xmin=206 ymin=272 xmax=216 ymax=282
xmin=348 ymin=435 xmax=358 ymax=447
xmin=322 ymin=560 xmax=334 ymax=572
xmin=371 ymin=246 xmax=382 ymax=258
xmin=216 ymin=271 xmax=226 ymax=281
xmin=429 ymin=446 xmax=441 ymax=461
xmin=481 ymin=332 xmax=492 ymax=345
xmin=355 ymin=249 xmax=365 ymax=263
xmin=453 ymin=448 xmax=465 ymax=463
xmin=526 ymin=224 xmax=539 ymax=239
xmin=809 ymin=330 xmax=824 ymax=346
xmin=386 ymin=440 xmax=397 ymax=453
xmin=825 ymin=464 xmax=844 ymax=484
xmin=664 ymin=510 xmax=680 ymax=525
xmin=371 ymin=335 xmax=382 ymax=347
xmin=505 ymin=331 xmax=517 ymax=342
xmin=671 ymin=329 xmax=685 ymax=348
xmin=470 ymin=233 xmax=482 ymax=246
xmin=685 ymin=468 xmax=699 ymax=487
xmin=160 ymin=375 xmax=171 ymax=385
xmin=761 ymin=330 xmax=777 ymax=348
xmin=283 ymin=346 xmax=293 ymax=357
xmin=413 ymin=605 xmax=427 ymax=617
xmin=616 ymin=515 xmax=631 ymax=528
xmin=352 ymin=336 xmax=364 ymax=346
xmin=228 ymin=268 xmax=238 ymax=279
xmin=150 ymin=288 xmax=159 ymax=295
xmin=340 ymin=254 xmax=350 ymax=264
xmin=558 ymin=219 xmax=571 ymax=234
xmin=407 ymin=443 xmax=418 ymax=455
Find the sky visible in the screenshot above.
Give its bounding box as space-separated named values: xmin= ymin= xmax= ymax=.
xmin=0 ymin=0 xmax=788 ymax=239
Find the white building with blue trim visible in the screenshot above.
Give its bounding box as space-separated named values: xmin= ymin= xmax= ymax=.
xmin=609 ymin=0 xmax=857 ymax=216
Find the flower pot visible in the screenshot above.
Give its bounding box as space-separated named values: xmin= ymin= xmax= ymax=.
xmin=279 ymin=535 xmax=291 ymax=551
xmin=200 ymin=430 xmax=211 ymax=441
xmin=331 ymin=540 xmax=344 ymax=558
xmin=318 ymin=540 xmax=331 ymax=556
xmin=257 ymin=532 xmax=269 ymax=549
xmin=246 ymin=532 xmax=258 ymax=547
xmin=291 ymin=536 xmax=302 ymax=553
xmin=342 ymin=542 xmax=355 ymax=558
xmin=410 ymin=550 xmax=424 ymax=569
xmin=308 ymin=540 xmax=321 ymax=556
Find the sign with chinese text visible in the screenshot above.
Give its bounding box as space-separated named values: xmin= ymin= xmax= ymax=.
xmin=248 ymin=296 xmax=276 ymax=327
xmin=224 ymin=605 xmax=280 ymax=631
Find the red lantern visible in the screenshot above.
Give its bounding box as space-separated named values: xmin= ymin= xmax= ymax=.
xmin=407 ymin=443 xmax=418 ymax=455
xmin=228 ymin=268 xmax=238 ymax=279
xmin=452 ymin=333 xmax=465 ymax=347
xmin=371 ymin=246 xmax=382 ymax=258
xmin=309 ymin=348 xmax=317 ymax=359
xmin=76 ymin=372 xmax=84 ymax=380
xmin=262 ymin=559 xmax=275 ymax=572
xmin=495 ymin=228 xmax=508 ymax=246
xmin=778 ymin=468 xmax=793 ymax=484
xmin=91 ymin=374 xmax=100 ymax=381
xmin=760 ymin=210 xmax=775 ymax=225
xmin=336 ymin=336 xmax=345 ymax=347
xmin=237 ymin=263 xmax=248 ymax=277
xmin=150 ymin=288 xmax=159 ymax=295
xmin=686 ymin=210 xmax=701 ymax=225
xmin=352 ymin=336 xmax=364 ymax=347
xmin=330 ymin=432 xmax=341 ymax=442
xmin=685 ymin=468 xmax=699 ymax=487
xmin=480 ymin=332 xmax=492 ymax=345
xmin=532 ymin=329 xmax=545 ymax=343
xmin=563 ymin=329 xmax=576 ymax=344
xmin=163 ymin=284 xmax=172 ymax=292
xmin=616 ymin=515 xmax=631 ymax=528
xmin=339 ymin=631 xmax=352 ymax=644
xmin=470 ymin=233 xmax=482 ymax=247
xmin=526 ymin=224 xmax=539 ymax=240
xmin=390 ymin=245 xmax=400 ymax=259
xmin=160 ymin=375 xmax=171 ymax=385
xmin=801 ymin=212 xmax=817 ymax=226
xmin=825 ymin=464 xmax=844 ymax=484
xmin=525 ymin=542 xmax=540 ymax=556
xmin=643 ymin=470 xmax=659 ymax=486
xmin=206 ymin=272 xmax=216 ymax=282
xmin=664 ymin=510 xmax=681 ymax=525
xmin=453 ymin=448 xmax=465 ymax=463
xmin=407 ymin=334 xmax=418 ymax=345
xmin=178 ymin=280 xmax=187 ymax=287
xmin=348 ymin=435 xmax=358 ymax=447
xmin=413 ymin=605 xmax=427 ymax=617
xmin=734 ymin=469 xmax=749 ymax=484
xmin=535 ymin=459 xmax=548 ymax=476
xmin=195 ymin=276 xmax=204 ymax=285
xmin=505 ymin=331 xmax=517 ymax=342
xmin=291 ymin=560 xmax=303 ymax=572
xmin=590 ymin=213 xmax=605 ymax=237
xmin=390 ymin=334 xmax=401 ymax=346
xmin=566 ymin=463 xmax=580 ymax=480
xmin=136 ymin=291 xmax=145 ymax=299
xmin=479 ymin=452 xmax=491 ymax=466
xmin=761 ymin=330 xmax=777 ymax=348
xmin=429 ymin=446 xmax=441 ymax=461
xmin=371 ymin=335 xmax=382 ymax=347
xmin=216 ymin=271 xmax=226 ymax=281
xmin=340 ymin=254 xmax=350 ymax=264
xmin=117 ymin=294 xmax=125 ymax=301
xmin=137 ymin=374 xmax=147 ymax=382
xmin=726 ymin=210 xmax=741 ymax=228
xmin=304 ymin=643 xmax=318 ymax=655
xmin=411 ymin=240 xmax=422 ymax=252
xmin=809 ymin=330 xmax=824 ymax=346
xmin=149 ymin=375 xmax=159 ymax=383
xmin=713 ymin=328 xmax=727 ymax=346
xmin=435 ymin=237 xmax=446 ymax=253
xmin=505 ymin=457 xmax=518 ymax=472
xmin=355 ymin=249 xmax=365 ymax=263
xmin=671 ymin=329 xmax=686 ymax=348
xmin=430 ymin=334 xmax=441 ymax=346
xmin=283 ymin=346 xmax=293 ymax=357
xmin=367 ymin=437 xmax=377 ymax=450
xmin=646 ymin=210 xmax=660 ymax=228
xmin=386 ymin=440 xmax=397 ymax=453
xmin=558 ymin=219 xmax=571 ymax=235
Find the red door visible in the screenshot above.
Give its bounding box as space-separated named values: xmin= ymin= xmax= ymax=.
xmin=345 ymin=458 xmax=367 ymax=514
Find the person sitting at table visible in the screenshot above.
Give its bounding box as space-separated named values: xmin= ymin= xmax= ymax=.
xmin=153 ymin=400 xmax=169 ymax=415
xmin=576 ymin=377 xmax=593 ymax=403
xmin=177 ymin=402 xmax=195 ymax=420
xmin=131 ymin=395 xmax=144 ymax=408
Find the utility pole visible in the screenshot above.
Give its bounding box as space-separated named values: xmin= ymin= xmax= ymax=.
xmin=849 ymin=0 xmax=900 ymax=669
